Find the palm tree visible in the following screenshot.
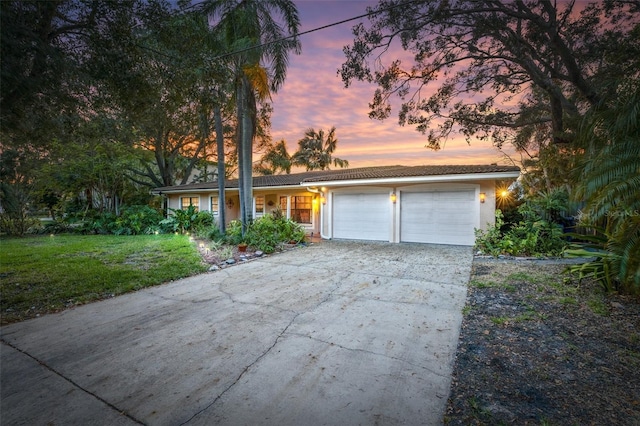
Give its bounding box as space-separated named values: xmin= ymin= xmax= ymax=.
xmin=255 ymin=139 xmax=292 ymax=175
xmin=291 ymin=127 xmax=349 ymax=171
xmin=573 ymin=83 xmax=640 ymax=292
xmin=203 ymin=0 xmax=300 ymax=236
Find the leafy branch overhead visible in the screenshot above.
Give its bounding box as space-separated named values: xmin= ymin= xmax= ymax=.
xmin=340 ymin=0 xmax=639 ymax=150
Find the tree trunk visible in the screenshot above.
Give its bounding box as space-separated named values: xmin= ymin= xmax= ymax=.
xmin=214 ymin=105 xmax=226 ymax=233
xmin=237 ymin=76 xmax=254 ymax=237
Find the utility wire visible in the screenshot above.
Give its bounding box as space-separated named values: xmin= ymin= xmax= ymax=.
xmin=197 ymin=0 xmax=421 ymax=62
xmin=134 ymin=1 xmax=420 ymax=65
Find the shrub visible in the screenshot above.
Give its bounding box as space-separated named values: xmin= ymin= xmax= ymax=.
xmin=75 ymin=210 xmax=117 ymax=234
xmin=113 ymin=205 xmax=163 ymax=235
xmin=193 ymin=221 xmax=224 ymax=241
xmin=225 ymin=214 xmax=306 ymax=253
xmin=565 ymin=228 xmax=640 ymax=295
xmin=0 ymin=213 xmax=40 ymax=236
xmin=41 ymin=219 xmax=74 ymax=234
xmin=224 ymin=220 xmax=244 ymax=245
xmin=159 ymin=205 xmax=213 ymax=234
xmin=475 ymin=208 xmax=568 ymax=257
xmin=474 ymin=210 xmax=507 ymax=257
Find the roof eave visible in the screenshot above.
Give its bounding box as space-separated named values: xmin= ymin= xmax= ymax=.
xmin=152 ymin=183 xmax=312 ymax=195
xmin=300 ymin=171 xmax=521 ymax=188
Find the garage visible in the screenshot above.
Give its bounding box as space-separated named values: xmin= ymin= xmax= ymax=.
xmin=332 ymin=192 xmax=390 ymax=241
xmin=400 ymin=189 xmax=477 ymax=245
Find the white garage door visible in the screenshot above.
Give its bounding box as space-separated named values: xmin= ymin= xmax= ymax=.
xmin=333 ymin=193 xmax=390 ymax=241
xmin=400 ymin=190 xmax=476 ymax=245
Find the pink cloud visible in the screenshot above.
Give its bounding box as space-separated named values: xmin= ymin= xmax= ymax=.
xmin=270 ymin=1 xmax=512 ymax=168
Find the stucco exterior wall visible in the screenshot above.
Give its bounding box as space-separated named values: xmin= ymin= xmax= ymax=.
xmin=478 ymin=181 xmax=497 ymax=232
xmin=163 ymin=189 xmax=320 ymax=236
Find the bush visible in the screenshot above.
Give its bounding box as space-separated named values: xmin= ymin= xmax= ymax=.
xmin=475 ymin=208 xmax=568 ymax=257
xmin=44 ymin=205 xmax=163 ymax=235
xmin=474 ymin=210 xmax=507 ymax=257
xmin=224 ymin=220 xmax=244 ymax=245
xmin=159 ymin=206 xmax=222 ymax=239
xmin=113 ymin=205 xmax=164 ymax=235
xmin=41 ymin=219 xmax=74 ymax=235
xmin=0 ymin=213 xmax=40 ymax=236
xmin=225 ymin=214 xmax=306 ymax=253
xmin=74 ymin=210 xmax=117 ymax=234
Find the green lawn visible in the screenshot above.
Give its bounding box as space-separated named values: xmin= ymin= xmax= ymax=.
xmin=0 ymin=234 xmax=208 ymax=324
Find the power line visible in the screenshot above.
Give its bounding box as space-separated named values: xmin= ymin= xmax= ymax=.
xmin=203 ymin=0 xmax=421 ymax=62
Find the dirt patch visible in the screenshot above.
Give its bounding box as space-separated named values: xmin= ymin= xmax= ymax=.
xmin=445 ymin=259 xmax=640 ymax=425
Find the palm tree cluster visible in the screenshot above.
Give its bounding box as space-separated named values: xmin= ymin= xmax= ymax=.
xmin=255 ymin=126 xmax=350 ymax=174
xmin=202 ymin=0 xmax=301 ymax=235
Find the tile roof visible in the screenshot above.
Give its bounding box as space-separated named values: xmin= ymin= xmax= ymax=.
xmin=152 ymin=164 xmax=520 ymax=193
xmin=300 ymin=164 xmax=520 ymax=183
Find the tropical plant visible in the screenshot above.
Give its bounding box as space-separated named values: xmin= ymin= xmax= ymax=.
xmin=570 ymin=82 xmax=640 ymax=293
xmin=475 ymin=205 xmax=568 ymax=258
xmin=202 ymin=0 xmax=301 ymax=236
xmin=224 ymin=213 xmax=305 ymax=253
xmin=255 ymin=139 xmax=292 ymax=175
xmin=159 ymin=206 xmax=215 ymax=235
xmin=291 ymin=127 xmax=349 ymax=171
xmin=113 ymin=205 xmax=164 ymax=235
xmin=565 ymin=232 xmax=619 ymax=293
xmin=224 ymin=219 xmax=245 ymax=245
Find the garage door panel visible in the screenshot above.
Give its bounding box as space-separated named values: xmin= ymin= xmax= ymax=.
xmin=333 ymin=193 xmax=389 ymax=241
xmin=400 ymin=190 xmax=476 ymax=245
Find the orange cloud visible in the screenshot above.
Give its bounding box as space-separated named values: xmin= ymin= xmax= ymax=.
xmin=271 ymin=1 xmax=515 ymax=168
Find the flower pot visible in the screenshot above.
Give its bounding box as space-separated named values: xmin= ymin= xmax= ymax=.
xmin=238 ymin=244 xmax=247 ymax=252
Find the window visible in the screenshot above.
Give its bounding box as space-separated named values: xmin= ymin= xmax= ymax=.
xmin=181 ymin=197 xmax=199 ymax=211
xmin=255 ymin=196 xmax=265 ymax=215
xmin=210 ymin=196 xmax=219 ymax=215
xmin=291 ymin=196 xmax=312 ymax=224
xmin=280 ymin=196 xmax=288 ymax=212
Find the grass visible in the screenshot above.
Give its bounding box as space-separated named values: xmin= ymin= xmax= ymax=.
xmin=470 ymin=279 xmax=516 ymax=292
xmin=0 ymin=234 xmax=208 ymax=324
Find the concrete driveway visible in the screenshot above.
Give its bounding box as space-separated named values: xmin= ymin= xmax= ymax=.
xmin=1 ymin=241 xmax=473 ymax=426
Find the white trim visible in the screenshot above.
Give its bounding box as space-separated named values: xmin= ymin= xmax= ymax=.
xmin=253 ymin=195 xmax=265 ymax=218
xmin=154 ymin=172 xmax=519 ymax=195
xmin=300 ymin=171 xmax=520 ymax=188
xmin=209 ymin=195 xmax=219 ymax=215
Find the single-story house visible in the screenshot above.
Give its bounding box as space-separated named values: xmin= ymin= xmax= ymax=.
xmin=152 ymin=164 xmax=520 ymax=246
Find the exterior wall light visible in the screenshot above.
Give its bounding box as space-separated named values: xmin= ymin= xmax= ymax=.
xmin=320 ymin=195 xmax=326 ymax=205
xmin=390 ymin=192 xmax=397 ymax=203
xmin=479 ymin=192 xmax=486 ymax=203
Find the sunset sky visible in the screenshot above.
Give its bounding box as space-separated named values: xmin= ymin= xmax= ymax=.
xmin=269 ymin=0 xmax=515 ymax=168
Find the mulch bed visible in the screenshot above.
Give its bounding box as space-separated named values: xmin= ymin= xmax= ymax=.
xmin=445 ymin=259 xmax=640 ymax=425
